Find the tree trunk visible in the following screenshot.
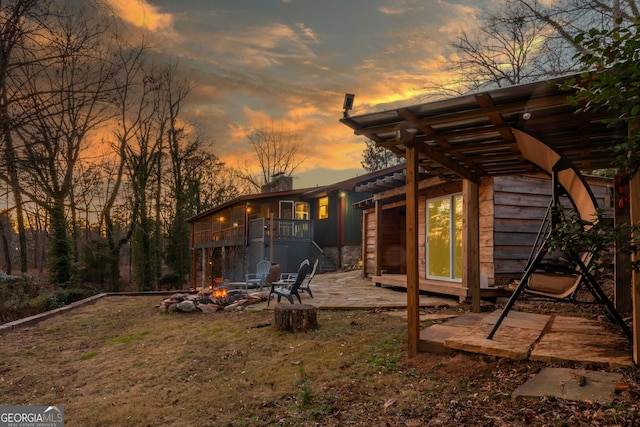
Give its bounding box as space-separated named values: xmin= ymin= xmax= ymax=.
xmin=1 ymin=118 xmax=28 ymax=273
xmin=0 ymin=215 xmax=11 ymax=274
xmin=274 ymin=304 xmax=318 ymax=332
xmin=155 ymin=140 xmax=162 ymax=285
xmin=48 ymin=200 xmax=74 ymax=288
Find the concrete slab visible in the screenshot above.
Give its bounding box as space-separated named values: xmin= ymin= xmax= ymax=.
xmin=513 ymin=367 xmax=623 ymax=403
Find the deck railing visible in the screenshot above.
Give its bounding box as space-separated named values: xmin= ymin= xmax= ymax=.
xmin=248 ymin=217 xmax=312 ymax=241
xmin=193 ymin=217 xmax=312 ymax=248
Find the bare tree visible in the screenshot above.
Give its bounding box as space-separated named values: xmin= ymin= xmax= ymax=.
xmin=161 ymin=64 xmax=202 ymax=282
xmin=513 ymin=0 xmax=640 ymax=57
xmin=431 ymin=2 xmax=564 ymax=96
xmin=202 ymin=163 xmax=248 ymax=205
xmin=11 ymin=5 xmax=119 ymax=287
xmin=235 ymin=122 xmax=307 ymax=192
xmin=121 ymin=61 xmax=179 ymax=291
xmin=0 ymin=0 xmax=47 ymax=274
xmin=101 ymin=40 xmax=148 ymax=290
xmin=423 ymin=0 xmax=640 ymax=99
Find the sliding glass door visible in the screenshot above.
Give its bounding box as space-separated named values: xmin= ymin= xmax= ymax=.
xmin=426 ymin=194 xmax=462 ymax=281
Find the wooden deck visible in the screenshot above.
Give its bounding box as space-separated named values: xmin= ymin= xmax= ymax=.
xmin=372 ymin=274 xmax=510 ymax=302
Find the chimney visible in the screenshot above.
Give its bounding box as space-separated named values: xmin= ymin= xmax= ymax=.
xmin=261 ymin=172 xmax=293 ymax=193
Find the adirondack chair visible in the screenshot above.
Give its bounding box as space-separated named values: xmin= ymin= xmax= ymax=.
xmin=267 ymin=260 xmax=310 ymax=306
xmin=245 ymin=260 xmax=271 ymax=291
xmin=487 ymin=131 xmax=631 ymax=340
xmin=276 ymin=259 xmax=318 ymax=298
xmin=299 ymin=259 xmax=319 ymax=298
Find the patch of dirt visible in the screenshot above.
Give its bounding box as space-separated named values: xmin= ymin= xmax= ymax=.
xmin=402 ymin=350 xmax=639 ymax=427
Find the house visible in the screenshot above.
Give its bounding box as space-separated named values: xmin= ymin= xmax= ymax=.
xmin=187 ymin=166 xmax=406 ymax=287
xmin=353 ymin=169 xmax=612 ymax=301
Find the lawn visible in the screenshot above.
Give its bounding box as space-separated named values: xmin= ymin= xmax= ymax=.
xmin=0 ymin=296 xmax=638 ymax=426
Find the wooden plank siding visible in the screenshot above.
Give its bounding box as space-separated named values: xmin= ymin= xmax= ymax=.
xmin=479 ymin=176 xmax=495 ymax=288
xmin=490 ymin=175 xmax=548 ymax=286
xmin=363 ymin=209 xmax=376 ymax=276
xmin=489 ymin=174 xmax=612 ymax=286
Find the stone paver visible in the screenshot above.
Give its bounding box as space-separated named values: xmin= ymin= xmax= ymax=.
xmin=252 ymin=270 xmax=459 ymax=310
xmin=513 ymin=367 xmax=623 ymax=403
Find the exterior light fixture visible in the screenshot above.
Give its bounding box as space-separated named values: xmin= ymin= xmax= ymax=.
xmin=343 ymin=93 xmax=355 ymax=118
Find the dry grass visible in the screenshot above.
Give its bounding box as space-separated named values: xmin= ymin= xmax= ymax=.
xmin=0 ymin=297 xmax=414 ymax=426
xmin=0 ymin=296 xmax=638 ymax=426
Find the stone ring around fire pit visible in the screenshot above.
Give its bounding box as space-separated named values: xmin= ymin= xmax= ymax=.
xmin=158 ymin=287 xmax=266 ymax=314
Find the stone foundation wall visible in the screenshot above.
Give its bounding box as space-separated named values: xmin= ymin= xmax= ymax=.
xmin=323 ymin=246 xmax=362 ymax=270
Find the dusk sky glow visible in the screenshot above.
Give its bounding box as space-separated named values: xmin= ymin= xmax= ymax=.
xmin=105 ymin=0 xmax=495 ymax=188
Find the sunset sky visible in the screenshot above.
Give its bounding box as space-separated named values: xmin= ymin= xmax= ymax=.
xmin=105 ymin=0 xmax=494 ymax=188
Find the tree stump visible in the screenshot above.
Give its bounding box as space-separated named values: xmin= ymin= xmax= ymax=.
xmin=274 ymin=304 xmax=318 ymax=332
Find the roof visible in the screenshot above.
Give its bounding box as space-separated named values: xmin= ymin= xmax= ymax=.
xmin=302 ymin=163 xmax=407 ymax=197
xmin=340 ymin=73 xmax=627 ymax=183
xmin=187 ymin=187 xmax=315 ymax=222
xmin=187 ymin=164 xmax=408 ymax=222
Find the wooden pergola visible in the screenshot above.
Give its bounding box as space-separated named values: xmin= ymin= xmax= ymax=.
xmin=340 ymin=74 xmax=640 ymax=365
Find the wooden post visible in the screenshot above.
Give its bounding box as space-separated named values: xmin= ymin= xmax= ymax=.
xmin=269 ymin=212 xmax=275 ymax=263
xmin=630 ymin=172 xmax=640 ymax=365
xmin=614 ymin=178 xmax=632 ymax=314
xmin=192 ymin=249 xmax=197 ymax=291
xmin=361 ymin=208 xmax=367 ymax=277
xmin=405 ymin=139 xmax=420 ymax=358
xmin=374 ymin=200 xmax=382 ymax=276
xmin=629 ymin=120 xmax=640 ymax=365
xmin=202 ymin=248 xmax=207 ymax=287
xmin=463 ymin=180 xmax=481 ymax=312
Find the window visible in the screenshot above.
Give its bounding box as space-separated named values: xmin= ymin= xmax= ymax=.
xmin=295 ymin=202 xmax=309 ymax=220
xmin=426 ymin=194 xmax=462 ymax=281
xmin=318 ymin=196 xmax=329 ymax=219
xmin=279 ymin=201 xmax=294 ymax=219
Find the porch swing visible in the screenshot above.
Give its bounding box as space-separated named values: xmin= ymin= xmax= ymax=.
xmin=486 ymin=130 xmax=632 ymax=340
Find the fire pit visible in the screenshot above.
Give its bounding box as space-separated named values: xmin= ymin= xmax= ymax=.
xmin=158 ymin=284 xmax=263 ymax=313
xmin=211 ymin=286 xmax=243 ymax=306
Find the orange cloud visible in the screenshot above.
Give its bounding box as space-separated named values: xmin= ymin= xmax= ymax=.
xmin=104 ymin=0 xmax=174 ymax=32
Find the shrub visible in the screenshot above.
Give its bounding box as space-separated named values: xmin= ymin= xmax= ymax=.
xmin=158 ymin=272 xmax=185 ymax=290
xmin=0 ymin=275 xmax=97 ymax=323
xmin=0 ymin=273 xmax=41 ymax=322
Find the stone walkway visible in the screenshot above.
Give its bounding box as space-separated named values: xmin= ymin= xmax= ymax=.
xmin=248 ymin=270 xmax=458 ymax=310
